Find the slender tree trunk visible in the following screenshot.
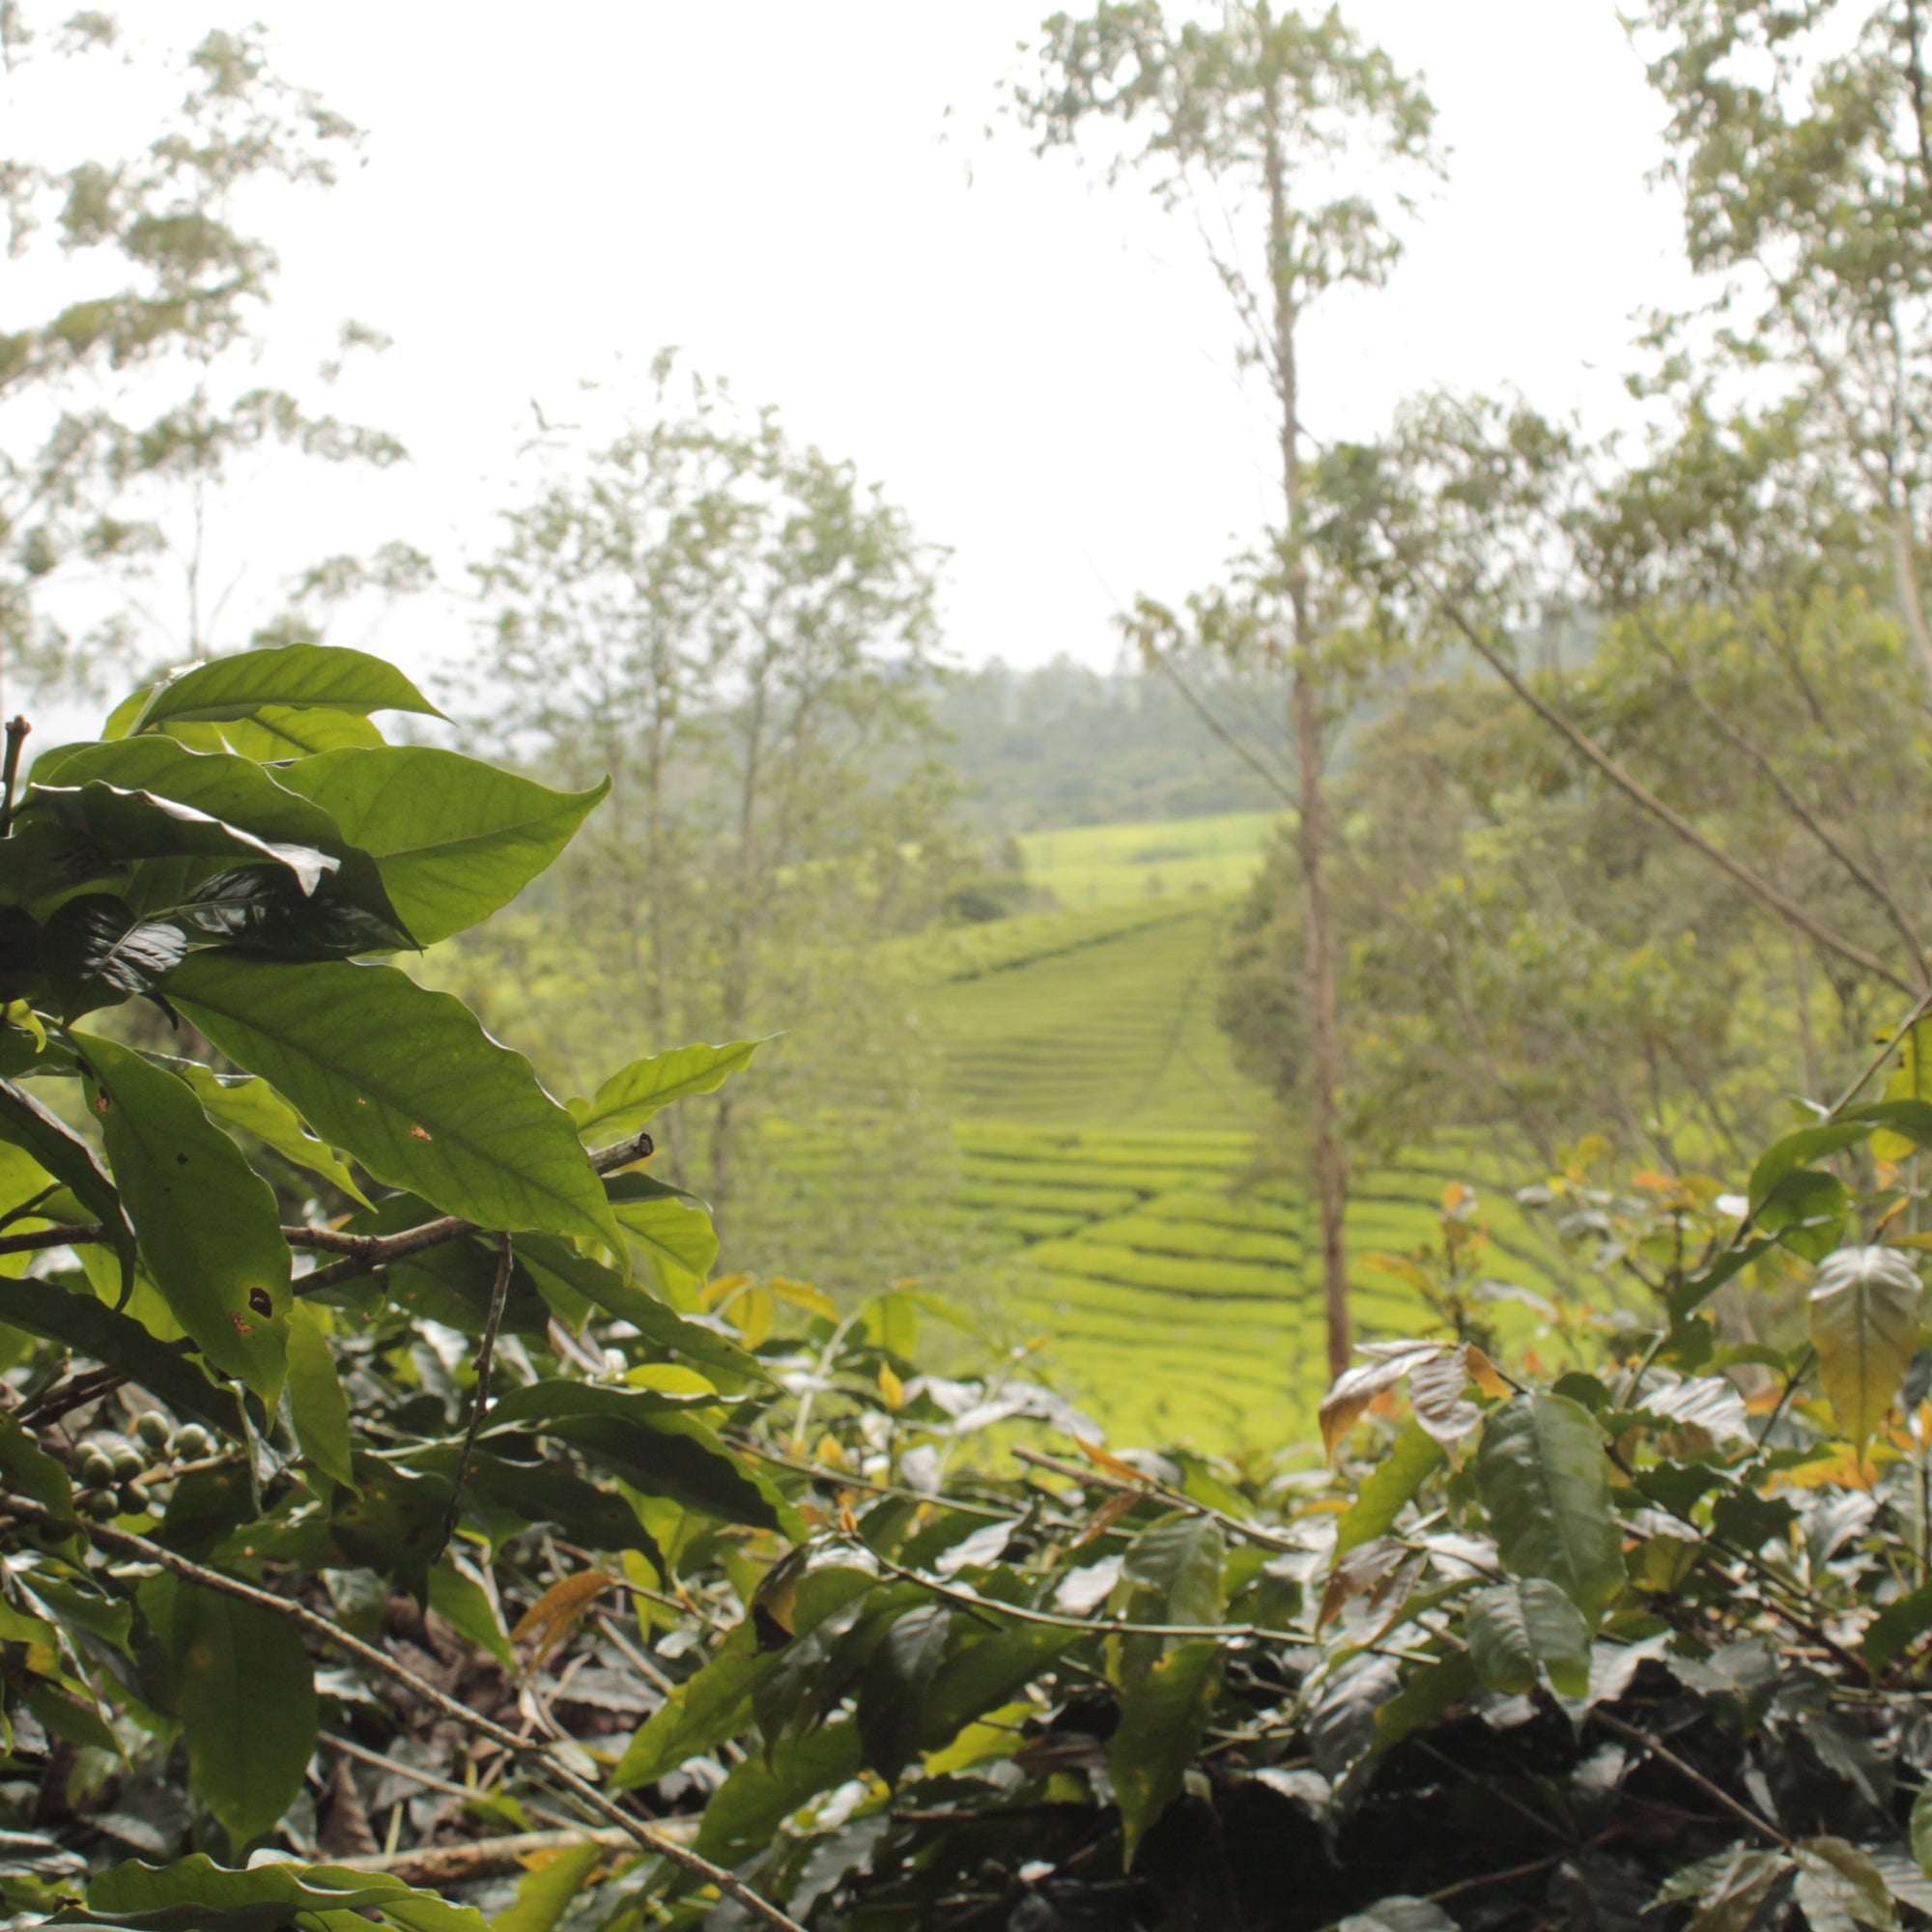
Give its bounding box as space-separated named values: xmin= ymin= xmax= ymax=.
xmin=1887 ymin=505 xmax=1932 ymax=688
xmin=1264 ymin=106 xmax=1351 ymax=1382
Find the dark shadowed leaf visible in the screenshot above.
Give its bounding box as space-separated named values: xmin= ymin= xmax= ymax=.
xmin=40 ymin=894 xmax=187 ymax=1018
xmin=78 ymin=1032 xmax=291 ymax=1404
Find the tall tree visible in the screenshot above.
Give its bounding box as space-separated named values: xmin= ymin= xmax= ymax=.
xmin=463 ymin=366 xmax=961 ymax=1252
xmin=1015 ymin=1 xmax=1435 ymax=1378
xmin=0 ymin=8 xmax=408 ymax=696
xmin=1636 ymin=0 xmax=1932 ymax=684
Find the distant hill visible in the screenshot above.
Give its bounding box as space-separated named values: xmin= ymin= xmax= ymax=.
xmin=935 ymin=655 xmax=1284 ymax=835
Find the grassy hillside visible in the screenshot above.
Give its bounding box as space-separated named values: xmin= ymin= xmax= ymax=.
xmin=1018 ymin=810 xmax=1281 ymax=909
xmin=955 ymin=1125 xmax=1580 ymax=1447
xmin=907 ymin=810 xmax=1581 ymax=1450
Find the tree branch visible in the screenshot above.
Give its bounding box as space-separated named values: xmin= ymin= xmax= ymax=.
xmin=1433 ymin=592 xmax=1917 ymax=994
xmin=1642 ymin=617 xmax=1929 ymax=982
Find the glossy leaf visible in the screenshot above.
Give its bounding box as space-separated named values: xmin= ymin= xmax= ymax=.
xmin=130 ymin=642 xmax=441 ymax=732
xmin=1475 ymin=1394 xmax=1622 ymax=1620
xmin=1810 ymin=1245 xmax=1923 ymax=1444
xmin=569 ymin=1037 xmax=764 ymax=1143
xmin=0 ymin=1271 xmax=242 ymax=1435
xmin=167 ymin=952 xmax=622 ymax=1248
xmin=1465 ymin=1577 xmax=1592 ymax=1697
xmin=604 ymin=1170 xmax=719 ymax=1291
xmin=857 ymin=1604 xmax=952 ymax=1785
xmin=172 ymin=1584 xmax=317 ymax=1848
xmin=78 ymin=1033 xmax=291 ymax=1404
xmin=40 ymin=893 xmax=187 ymax=1018
xmin=275 ymin=747 xmax=607 ymax=945
xmin=27 ymin=782 xmax=334 ymax=893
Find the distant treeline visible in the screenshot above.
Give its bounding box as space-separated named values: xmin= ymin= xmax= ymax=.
xmin=935 ymin=654 xmax=1282 ymax=833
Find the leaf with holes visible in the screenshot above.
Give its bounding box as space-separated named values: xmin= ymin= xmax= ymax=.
xmin=77 ymin=1033 xmax=291 ymax=1404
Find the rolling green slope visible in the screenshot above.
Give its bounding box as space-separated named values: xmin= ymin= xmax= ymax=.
xmin=905 ymin=816 xmax=1579 ymax=1450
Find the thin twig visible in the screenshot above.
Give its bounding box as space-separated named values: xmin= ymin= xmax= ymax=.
xmin=0 ymin=1494 xmax=806 ymax=1932
xmin=433 ymin=1232 xmax=512 ymax=1565
xmin=1434 ymin=592 xmax=1916 ymax=994
xmin=1010 ymin=1444 xmax=1300 ymax=1554
xmin=322 ymin=1731 xmax=589 ymax=1834
xmin=1593 ymin=1711 xmax=1789 ymax=1848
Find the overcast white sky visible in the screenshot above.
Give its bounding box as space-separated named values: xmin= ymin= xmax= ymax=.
xmin=14 ymin=2 xmax=1701 ymax=689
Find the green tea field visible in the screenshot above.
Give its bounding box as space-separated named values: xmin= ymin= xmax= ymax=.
xmin=1017 ymin=810 xmax=1279 ymax=909
xmin=918 ymin=817 xmax=1579 ymax=1448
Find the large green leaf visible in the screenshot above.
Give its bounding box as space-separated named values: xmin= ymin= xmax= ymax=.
xmin=285 ymin=1303 xmax=355 ymax=1492
xmin=1335 ymin=1424 xmax=1444 ymax=1561
xmin=1810 ymin=1245 xmax=1923 ymax=1444
xmin=171 ymin=1584 xmax=317 ymax=1848
xmin=1111 ymin=1637 xmax=1220 ymax=1860
xmin=605 ymin=1171 xmax=718 ymax=1293
xmin=1464 ymin=1577 xmax=1592 ymax=1697
xmin=170 ymin=1063 xmax=369 ymax=1205
xmin=166 ymin=952 xmax=621 ymax=1248
xmin=275 ymin=748 xmax=607 ymax=945
xmin=34 ymin=735 xmax=345 ymax=849
xmin=0 ymin=1073 xmax=135 ymax=1296
xmin=130 ymin=643 xmax=441 ymax=732
xmin=493 ymin=1841 xmax=606 ymax=1932
xmin=1122 ymin=1514 xmax=1226 ymax=1628
xmin=1475 ymin=1394 xmax=1623 ymax=1621
xmin=76 ymin=1034 xmax=291 ymax=1405
xmin=543 ymin=1409 xmax=785 ymax=1530
xmin=76 ymin=1853 xmax=485 ymax=1932
xmin=611 ymin=1633 xmax=772 ymax=1792
xmin=26 ymin=783 xmax=333 ymax=893
xmin=696 ymin=1715 xmax=865 ymax=1863
xmin=569 ymin=1038 xmax=763 ymax=1143
xmin=857 ymin=1605 xmax=952 ymax=1785
xmin=513 ymin=1235 xmax=760 ymax=1384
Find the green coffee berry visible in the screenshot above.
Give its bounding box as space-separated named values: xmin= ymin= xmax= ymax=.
xmin=116 ymin=1483 xmax=145 ymax=1516
xmin=77 ymin=1451 xmax=115 ymax=1489
xmin=110 ymin=1448 xmax=144 ymax=1484
xmin=174 ymin=1425 xmax=213 ymax=1461
xmin=133 ymin=1413 xmax=172 ymax=1452
xmin=79 ymin=1489 xmax=119 ymax=1520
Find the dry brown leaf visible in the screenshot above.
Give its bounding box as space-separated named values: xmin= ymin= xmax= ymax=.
xmin=1319 ymin=1342 xmax=1445 ymax=1460
xmin=1318 ymin=1536 xmax=1406 ymax=1630
xmin=1409 ymin=1346 xmax=1482 ymax=1449
xmin=1076 ymin=1438 xmax=1151 ymax=1486
xmin=510 ymin=1570 xmax=612 ymax=1667
xmin=1072 ymin=1489 xmax=1140 ymax=1548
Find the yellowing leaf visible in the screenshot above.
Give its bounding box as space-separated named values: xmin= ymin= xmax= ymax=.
xmin=1809 ymin=1245 xmax=1923 ymax=1445
xmin=510 ymin=1571 xmax=612 ymax=1666
xmin=1464 ymin=1346 xmax=1511 ymax=1399
xmin=700 ymin=1272 xmax=753 ymax=1308
xmin=1356 ymin=1251 xmax=1434 ymax=1293
xmin=1077 ymin=1437 xmax=1150 ymax=1486
xmin=771 ymin=1275 xmax=838 ymax=1321
xmin=878 ymin=1364 xmax=906 ymax=1410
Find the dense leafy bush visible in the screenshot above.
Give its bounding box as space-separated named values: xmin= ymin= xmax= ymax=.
xmin=1 ymin=646 xmax=1932 ymax=1932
